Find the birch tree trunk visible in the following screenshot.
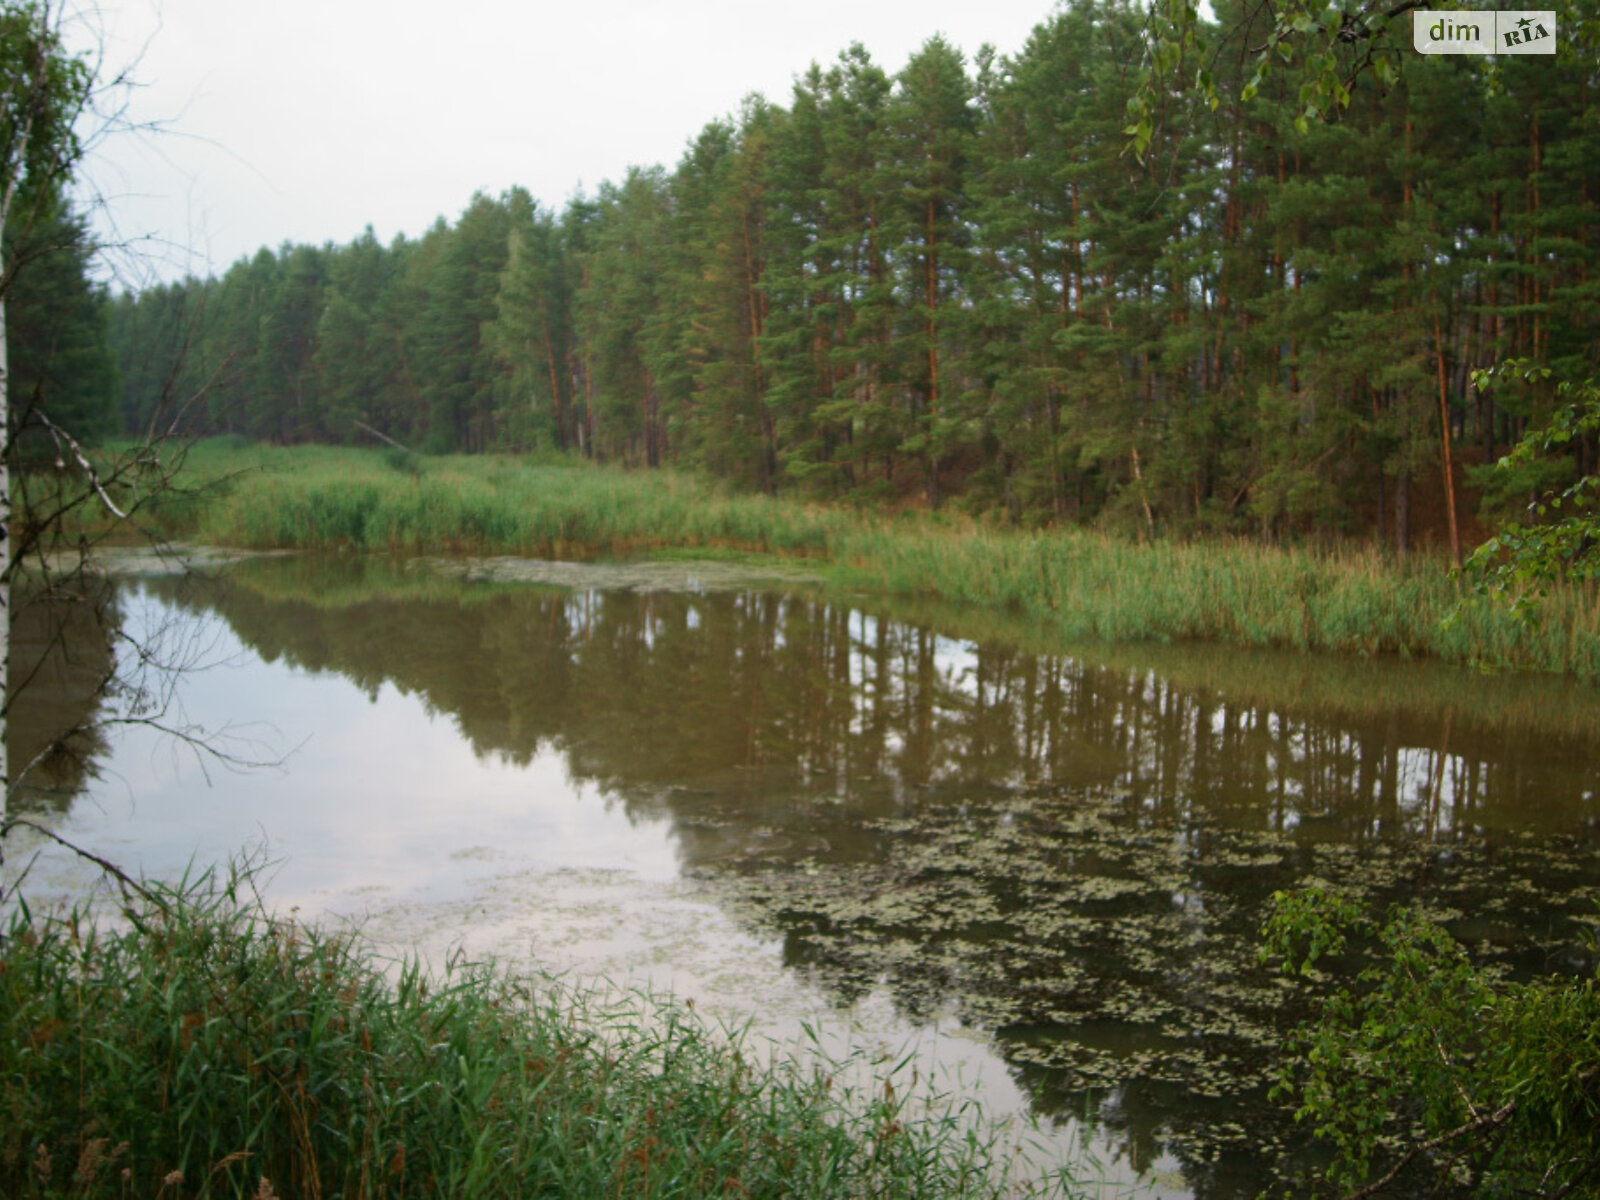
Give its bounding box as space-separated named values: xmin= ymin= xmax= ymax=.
xmin=0 ymin=0 xmax=92 ymax=830
xmin=0 ymin=116 xmax=28 ymax=829
xmin=2 ymin=257 xmax=11 ymax=819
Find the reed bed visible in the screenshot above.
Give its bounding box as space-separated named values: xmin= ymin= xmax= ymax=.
xmin=159 ymin=443 xmax=854 ymax=560
xmin=117 ymin=440 xmax=1600 ymax=680
xmin=829 ymin=524 xmax=1600 ymax=679
xmin=0 ymin=869 xmax=1040 ymax=1199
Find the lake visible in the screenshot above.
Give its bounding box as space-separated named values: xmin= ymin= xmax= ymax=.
xmin=8 ymin=550 xmax=1600 ymax=1197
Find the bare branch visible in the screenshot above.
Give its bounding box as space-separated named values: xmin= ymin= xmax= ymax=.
xmin=38 ymin=411 xmax=127 ymax=518
xmin=353 ymin=419 xmax=412 ymax=454
xmin=0 ymin=815 xmax=157 ymax=907
xmin=1342 ymin=1099 xmax=1517 ymax=1200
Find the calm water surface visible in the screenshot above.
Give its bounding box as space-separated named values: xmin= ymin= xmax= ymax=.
xmin=9 ymin=552 xmax=1600 ymax=1198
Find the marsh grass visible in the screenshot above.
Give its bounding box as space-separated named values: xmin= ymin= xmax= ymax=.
xmin=830 ymin=524 xmax=1600 ymax=678
xmin=151 ymin=443 xmax=853 ymax=560
xmin=0 ymin=868 xmax=1041 ymax=1199
xmin=85 ymin=440 xmax=1600 ymax=679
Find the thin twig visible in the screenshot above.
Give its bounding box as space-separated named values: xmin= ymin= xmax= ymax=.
xmin=1342 ymin=1099 xmax=1517 ymax=1200
xmin=0 ymin=818 xmax=157 ymax=907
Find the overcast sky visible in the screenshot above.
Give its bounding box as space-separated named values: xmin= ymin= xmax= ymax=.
xmin=72 ymin=0 xmax=1065 ymax=288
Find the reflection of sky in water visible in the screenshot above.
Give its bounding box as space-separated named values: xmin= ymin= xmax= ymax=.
xmin=33 ymin=592 xmax=681 ymax=914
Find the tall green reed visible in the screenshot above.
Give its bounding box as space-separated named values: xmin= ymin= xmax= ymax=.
xmin=128 ymin=441 xmax=1600 ymax=679
xmin=1 ymin=866 xmax=1048 ymax=1199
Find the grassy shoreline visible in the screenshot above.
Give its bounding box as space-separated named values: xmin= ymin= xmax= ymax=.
xmin=77 ymin=439 xmax=1600 ymax=679
xmin=1 ymin=869 xmax=1041 ymax=1199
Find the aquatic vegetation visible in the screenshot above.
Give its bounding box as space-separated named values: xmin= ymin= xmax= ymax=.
xmin=150 ymin=442 xmax=855 ymax=560
xmin=830 ymin=524 xmax=1600 ymax=678
xmin=688 ymin=785 xmax=1600 ymax=1186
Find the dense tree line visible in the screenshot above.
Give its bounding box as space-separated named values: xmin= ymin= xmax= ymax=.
xmin=109 ymin=0 xmax=1599 ymax=548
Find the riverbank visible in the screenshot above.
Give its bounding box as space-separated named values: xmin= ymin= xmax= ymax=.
xmin=0 ymin=867 xmax=1044 ymax=1199
xmin=82 ymin=439 xmax=1600 ymax=678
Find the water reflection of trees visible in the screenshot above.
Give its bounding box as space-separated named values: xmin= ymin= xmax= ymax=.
xmin=6 ymin=575 xmax=118 ymax=813
xmin=164 ymin=564 xmax=1600 ymax=842
xmin=144 ymin=562 xmax=1600 ymax=1198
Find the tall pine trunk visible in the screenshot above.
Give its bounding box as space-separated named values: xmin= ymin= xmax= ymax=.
xmin=1433 ymin=307 xmax=1462 ymax=568
xmin=1395 ymin=472 xmax=1411 ymax=562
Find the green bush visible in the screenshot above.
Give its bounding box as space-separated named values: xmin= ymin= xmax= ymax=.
xmin=381 ymin=447 xmax=423 ymax=477
xmin=1261 ymin=889 xmax=1600 ymax=1196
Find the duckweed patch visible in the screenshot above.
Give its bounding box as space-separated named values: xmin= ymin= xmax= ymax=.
xmin=687 ymin=783 xmax=1600 ymax=1190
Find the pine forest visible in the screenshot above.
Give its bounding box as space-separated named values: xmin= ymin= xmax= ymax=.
xmin=74 ymin=0 xmax=1600 ymax=552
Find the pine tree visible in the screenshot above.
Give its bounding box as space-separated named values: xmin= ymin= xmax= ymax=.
xmin=316 ymin=226 xmax=403 ymax=446
xmin=886 ymin=36 xmax=977 ymax=509
xmin=573 ymin=168 xmax=679 ymax=466
xmin=403 ymin=194 xmax=512 ymax=453
xmin=668 ymin=103 xmax=778 ymax=490
xmin=762 ymin=46 xmax=897 ymax=497
xmin=4 ymin=199 xmax=116 ymax=458
xmin=253 ymin=243 xmax=325 ymax=442
xmin=487 ymin=188 xmax=576 ymax=452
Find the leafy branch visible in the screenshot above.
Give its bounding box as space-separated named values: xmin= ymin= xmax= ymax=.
xmin=1457 ymin=361 xmax=1600 ymax=620
xmin=1261 ymin=889 xmax=1600 ymax=1196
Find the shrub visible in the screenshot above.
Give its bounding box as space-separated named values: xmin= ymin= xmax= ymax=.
xmin=1261 ymin=889 xmax=1600 ymax=1196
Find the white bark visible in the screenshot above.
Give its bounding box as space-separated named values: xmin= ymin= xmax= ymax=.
xmin=1 ymin=279 xmax=10 ymax=820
